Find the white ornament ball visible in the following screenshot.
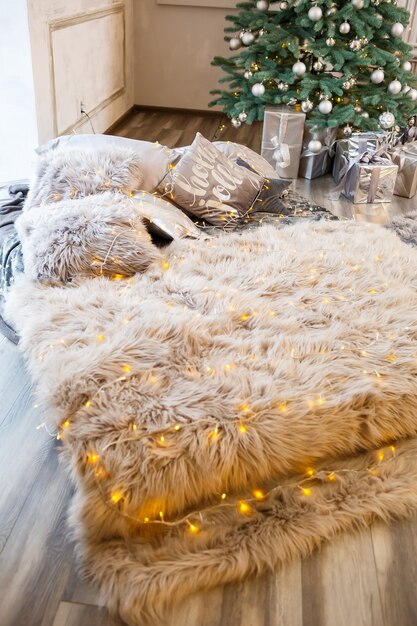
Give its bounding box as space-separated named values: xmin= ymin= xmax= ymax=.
xmin=308 ymin=139 xmax=323 ymax=153
xmin=301 ymin=99 xmax=314 ymax=112
xmin=388 ymin=79 xmax=402 ymax=94
xmin=238 ymin=111 xmax=247 ymax=122
xmin=231 ymin=118 xmax=241 ymax=128
xmin=403 ymin=61 xmax=412 ymax=72
xmin=379 ymin=111 xmax=395 ymax=129
xmin=339 ymin=21 xmax=351 ymax=34
xmin=256 ymin=0 xmax=269 ymax=9
xmin=402 ymin=84 xmax=411 ymax=94
xmin=318 ymin=99 xmax=333 ymax=114
xmin=391 ymin=22 xmax=405 ymax=37
xmin=308 ymin=6 xmax=323 ymax=21
xmin=241 ymin=31 xmax=255 ymax=46
xmin=326 ymin=37 xmax=336 ymax=46
xmin=279 ymin=1 xmax=288 ymax=8
xmin=251 ymin=82 xmax=265 ymax=97
xmin=229 ymin=37 xmax=241 ymax=51
xmin=370 ymin=69 xmax=385 ymax=84
xmin=409 ymin=89 xmax=417 ymax=101
xmin=244 ymin=70 xmax=253 ymax=79
xmin=292 ymin=61 xmax=307 ymax=76
xmin=351 ymin=0 xmax=364 ymax=8
xmin=362 ymin=111 xmax=370 ymax=118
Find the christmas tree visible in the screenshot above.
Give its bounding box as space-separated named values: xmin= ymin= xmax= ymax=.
xmin=209 ymin=0 xmax=417 ymax=136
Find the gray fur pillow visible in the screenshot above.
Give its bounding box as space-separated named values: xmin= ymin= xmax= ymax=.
xmin=24 ymin=147 xmax=145 ymax=212
xmin=16 ymin=192 xmax=162 ymax=283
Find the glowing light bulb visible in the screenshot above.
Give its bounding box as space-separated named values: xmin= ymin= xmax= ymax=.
xmin=300 ymin=487 xmax=311 ymax=496
xmin=88 ymin=453 xmax=100 ymax=464
xmin=328 ymin=473 xmax=336 ymax=482
xmin=306 ymin=468 xmax=314 ymax=477
xmin=162 ymin=261 xmax=170 ymax=270
xmin=221 ymin=493 xmax=227 ymax=500
xmin=377 ymin=451 xmax=385 ymax=462
xmin=122 ymin=365 xmax=132 ymax=373
xmin=188 ymin=523 xmax=200 ymax=534
xmin=239 ymin=501 xmax=252 ymax=515
xmin=85 ymin=400 xmax=91 ymax=407
xmin=159 ymin=511 xmax=164 ymax=519
xmin=111 ymin=274 xmax=124 ymax=281
xmin=111 ymin=490 xmax=124 ymax=504
xmin=144 ymin=517 xmax=150 ymax=523
xmin=390 ymin=445 xmax=395 ymax=454
xmin=174 ymin=424 xmax=181 ymax=431
xmin=159 ymin=435 xmax=165 ymax=443
xmin=238 ymin=403 xmax=251 ymax=414
xmin=277 ymin=403 xmax=288 ymax=413
xmin=253 ymin=489 xmax=264 ymax=500
xmin=96 ymin=335 xmax=105 ymax=342
xmin=239 ymin=423 xmax=248 ymax=433
xmin=386 ymin=355 xmax=397 ymax=362
xmin=62 ymin=420 xmax=70 ymax=429
xmin=240 ymin=313 xmax=249 ymax=321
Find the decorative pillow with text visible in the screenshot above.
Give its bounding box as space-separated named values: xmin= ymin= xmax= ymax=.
xmin=157 ymin=133 xmax=264 ymax=229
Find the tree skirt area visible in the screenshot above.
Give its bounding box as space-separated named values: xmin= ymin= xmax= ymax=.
xmin=5 ymin=219 xmax=417 ymax=625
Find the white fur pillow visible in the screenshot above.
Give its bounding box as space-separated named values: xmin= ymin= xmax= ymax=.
xmin=35 ymin=134 xmax=174 ymax=193
xmin=24 ymin=147 xmax=146 ymax=212
xmin=16 ymin=193 xmax=162 ymax=283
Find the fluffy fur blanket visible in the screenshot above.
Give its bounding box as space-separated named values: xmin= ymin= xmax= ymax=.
xmin=6 ymin=219 xmax=417 ymax=625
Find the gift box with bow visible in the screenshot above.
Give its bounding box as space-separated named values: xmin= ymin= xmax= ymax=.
xmin=338 ymin=149 xmax=398 ymax=204
xmin=261 ymin=106 xmax=306 ymax=179
xmin=332 ymin=132 xmax=387 ymax=184
xmin=298 ymin=127 xmax=338 ymax=179
xmin=391 ymin=143 xmax=417 ymax=199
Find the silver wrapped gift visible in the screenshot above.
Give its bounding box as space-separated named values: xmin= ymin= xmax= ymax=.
xmin=298 ymin=127 xmax=338 ymax=179
xmin=332 ymin=132 xmax=387 ymax=184
xmin=342 ymin=152 xmax=398 ymax=204
xmin=391 ymin=143 xmax=417 ymax=198
xmin=261 ymin=106 xmax=306 ymax=179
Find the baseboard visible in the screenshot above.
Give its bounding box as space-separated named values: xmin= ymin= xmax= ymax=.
xmin=133 ymin=104 xmax=222 ymax=117
xmin=105 ymin=105 xmax=136 ymax=135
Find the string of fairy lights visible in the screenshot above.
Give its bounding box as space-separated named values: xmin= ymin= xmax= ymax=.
xmin=30 ymin=237 xmax=412 ymax=535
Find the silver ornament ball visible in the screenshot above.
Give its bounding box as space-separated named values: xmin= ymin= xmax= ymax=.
xmin=279 ymin=1 xmax=288 ymax=8
xmin=388 ymin=79 xmax=402 ymax=94
xmin=318 ymin=99 xmax=333 ymax=114
xmin=241 ymin=31 xmax=255 ymax=46
xmin=244 ymin=70 xmax=253 ymax=79
xmin=379 ymin=111 xmax=395 ymax=129
xmin=402 ymin=84 xmax=411 ymax=94
xmin=339 ymin=21 xmax=351 ymax=35
xmin=308 ymin=6 xmax=323 ymax=21
xmin=251 ymin=82 xmax=265 ymax=97
xmin=391 ymin=22 xmax=404 ymax=37
xmin=231 ymin=118 xmax=241 ymax=128
xmin=409 ymin=89 xmax=417 ymax=101
xmin=278 ymin=82 xmax=289 ymax=91
xmin=351 ymin=0 xmax=364 ymax=8
xmin=343 ymin=125 xmax=353 ymax=136
xmin=370 ymin=69 xmax=384 ymax=84
xmin=403 ymin=61 xmax=412 ymax=72
xmin=292 ymin=61 xmax=307 ymax=76
xmin=354 ymin=104 xmax=362 ymax=113
xmin=326 ymin=37 xmax=336 ymax=46
xmin=229 ymin=37 xmax=241 ymax=50
xmin=362 ymin=111 xmax=370 ymax=118
xmin=326 ymin=5 xmax=337 ymax=15
xmin=301 ymin=99 xmax=314 ymax=112
xmin=313 ymin=60 xmax=324 ymax=71
xmin=238 ymin=111 xmax=247 ymax=122
xmin=256 ymin=0 xmax=269 ymax=9
xmin=308 ymin=139 xmax=323 ymax=153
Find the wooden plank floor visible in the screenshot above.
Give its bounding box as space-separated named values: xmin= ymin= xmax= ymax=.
xmin=1 ymin=108 xmax=417 ymax=626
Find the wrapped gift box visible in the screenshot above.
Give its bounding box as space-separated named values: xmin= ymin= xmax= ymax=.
xmin=298 ymin=127 xmax=338 ymax=179
xmin=261 ymin=106 xmax=306 ymax=179
xmin=342 ymin=153 xmax=398 ymax=204
xmin=391 ymin=143 xmax=417 ymax=198
xmin=333 ymin=132 xmax=387 ymax=184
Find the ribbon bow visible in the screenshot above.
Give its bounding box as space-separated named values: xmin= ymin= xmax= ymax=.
xmin=271 ymin=135 xmax=291 ymax=169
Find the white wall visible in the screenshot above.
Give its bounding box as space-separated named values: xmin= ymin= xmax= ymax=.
xmin=0 ymin=0 xmax=39 ymax=181
xmin=27 ymin=0 xmax=134 ymax=144
xmin=134 ymin=0 xmax=233 ymax=110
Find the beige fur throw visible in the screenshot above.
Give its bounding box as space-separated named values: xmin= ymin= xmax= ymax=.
xmin=5 ymin=219 xmax=417 ymax=625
